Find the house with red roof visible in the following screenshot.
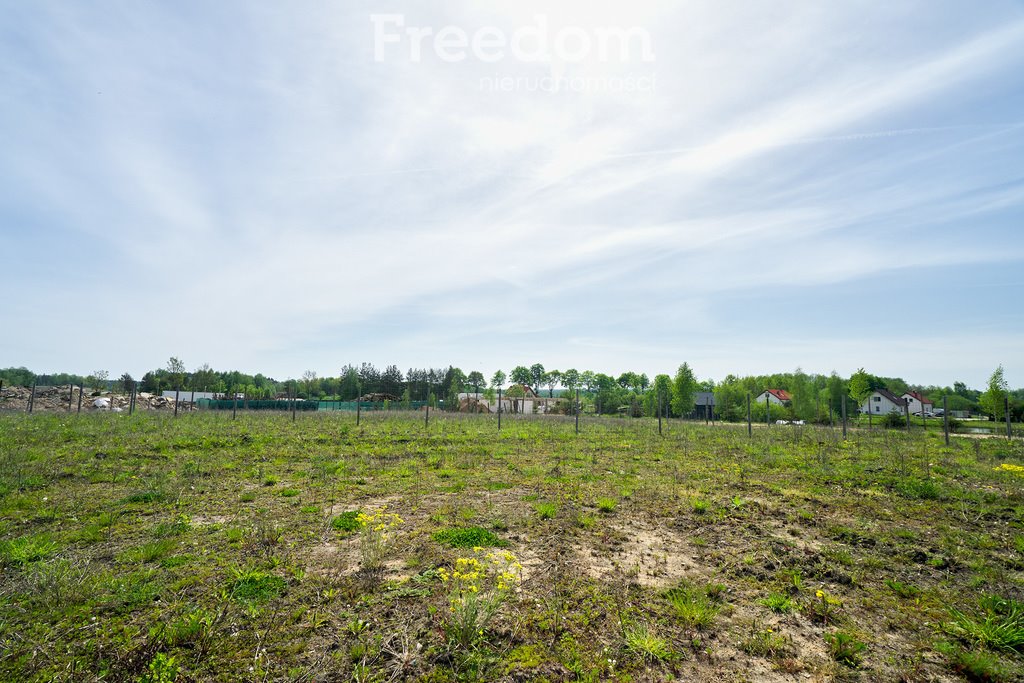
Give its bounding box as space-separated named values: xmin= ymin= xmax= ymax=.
xmin=754 ymin=389 xmax=792 ymax=406
xmin=901 ymin=391 xmax=934 ymax=415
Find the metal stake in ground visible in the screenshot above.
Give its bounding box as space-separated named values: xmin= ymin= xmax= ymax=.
xmin=291 ymin=386 xmax=297 ymax=422
xmin=129 ymin=386 xmax=135 ymax=416
xmin=658 ymin=393 xmax=663 ymax=436
xmin=356 ymin=395 xmax=361 ymax=426
xmin=575 ymin=388 xmax=580 ymax=435
xmin=174 ymin=389 xmax=180 ymax=418
xmin=497 ymin=388 xmax=502 ymax=431
xmin=77 ymin=384 xmax=83 ymax=413
xmin=1007 ymin=396 xmax=1013 ymax=440
xmin=747 ymin=392 xmax=752 ymax=437
xmin=841 ymin=395 xmax=848 ymax=439
xmin=765 ymin=394 xmax=770 ymax=427
xmin=425 ymin=402 xmax=429 ymax=430
xmin=68 ymin=384 xmax=74 ymax=412
xmin=232 ymin=390 xmax=237 ymax=420
xmin=905 ymin=402 xmax=911 ymax=432
xmin=943 ymin=395 xmax=950 ymax=446
xmin=28 ymin=379 xmax=36 ymax=413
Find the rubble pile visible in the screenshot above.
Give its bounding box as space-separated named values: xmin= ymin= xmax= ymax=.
xmin=459 ymin=397 xmax=491 ymax=413
xmin=0 ymin=385 xmax=190 ymax=413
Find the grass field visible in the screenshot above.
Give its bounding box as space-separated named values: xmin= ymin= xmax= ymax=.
xmin=1 ymin=411 xmax=1023 ymax=682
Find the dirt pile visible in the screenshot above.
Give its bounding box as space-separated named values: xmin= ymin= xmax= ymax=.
xmin=459 ymin=397 xmax=490 ymax=413
xmin=0 ymin=385 xmax=189 ymax=412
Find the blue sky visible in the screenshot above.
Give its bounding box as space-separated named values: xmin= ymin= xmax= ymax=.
xmin=2 ymin=1 xmax=1023 ymax=389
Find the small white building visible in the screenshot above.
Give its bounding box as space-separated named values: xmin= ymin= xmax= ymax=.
xmin=861 ymin=389 xmax=907 ymax=415
xmin=754 ymin=389 xmax=792 ymax=406
xmin=901 ymin=391 xmax=934 ymax=415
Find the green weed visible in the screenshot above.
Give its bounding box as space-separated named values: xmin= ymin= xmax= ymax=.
xmin=432 ymin=526 xmax=506 ymax=548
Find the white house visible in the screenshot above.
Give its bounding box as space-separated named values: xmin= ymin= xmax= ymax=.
xmin=861 ymin=389 xmax=907 ymax=415
xmin=754 ymin=389 xmax=792 ymax=406
xmin=901 ymin=391 xmax=934 ymax=415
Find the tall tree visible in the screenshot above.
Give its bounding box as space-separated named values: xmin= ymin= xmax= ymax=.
xmin=117 ymin=372 xmax=134 ymax=393
xmin=980 ymin=365 xmax=1009 ymax=421
xmin=671 ymin=363 xmax=698 ymax=417
xmin=88 ymin=369 xmax=110 ymax=393
xmin=510 ymin=366 xmax=532 ymax=390
xmin=530 ymin=363 xmax=545 ymax=395
xmin=166 ymin=357 xmax=187 ymax=390
xmin=381 ymin=365 xmax=405 ymax=397
xmin=491 ymin=370 xmax=506 ymax=390
xmin=561 ymin=368 xmax=580 ymax=394
xmin=544 ymin=370 xmax=561 ymax=398
xmin=301 ymin=370 xmax=318 ymax=398
xmin=467 ymin=371 xmax=485 ymax=397
xmin=848 ymin=368 xmax=872 ymax=411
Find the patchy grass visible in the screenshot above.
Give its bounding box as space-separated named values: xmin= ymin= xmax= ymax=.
xmin=432 ymin=526 xmax=506 ymax=548
xmin=0 ymin=411 xmax=1022 ymax=681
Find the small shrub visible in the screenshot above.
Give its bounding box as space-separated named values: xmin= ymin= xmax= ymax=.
xmin=806 ymin=590 xmax=842 ymax=625
xmin=825 ymin=631 xmax=866 ymax=667
xmin=937 ymin=641 xmax=1011 ymax=682
xmin=896 ymin=478 xmax=943 ymax=501
xmin=439 ymin=550 xmax=522 ymax=649
xmin=139 ymin=652 xmax=179 ymax=683
xmin=356 ymin=507 xmax=404 ymax=570
xmin=279 ymin=488 xmax=300 ymax=497
xmin=432 ymin=526 xmax=506 ymax=548
xmin=331 ymin=510 xmax=362 ymax=533
xmin=121 ymin=539 xmax=176 ymax=564
xmin=623 ymin=622 xmax=671 ymax=662
xmin=0 ymin=534 xmax=58 ymax=566
xmin=229 ymin=569 xmax=287 ymax=604
xmin=947 ymin=596 xmax=1024 ymax=653
xmin=760 ymin=593 xmax=794 ymax=613
xmin=665 ymin=583 xmax=720 ymax=630
xmin=823 ymin=630 xmax=864 ymax=667
xmin=885 ymin=579 xmax=920 ymax=599
xmin=534 ymin=502 xmax=558 ymax=520
xmin=692 ymin=498 xmax=709 ymax=515
xmin=596 ymin=497 xmax=617 ymax=513
xmin=741 ymin=623 xmax=794 ymax=659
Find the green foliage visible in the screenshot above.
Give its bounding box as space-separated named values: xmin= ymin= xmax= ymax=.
xmin=331 ymin=510 xmax=362 ymax=533
xmin=139 ymin=652 xmax=179 ymax=683
xmin=533 ymin=502 xmax=558 ymax=520
xmin=665 ymin=582 xmax=721 ymax=630
xmin=229 ymin=569 xmax=287 ymax=604
xmin=671 ymin=362 xmax=698 ymax=417
xmin=885 ymin=579 xmax=920 ymax=599
xmin=825 ymin=631 xmax=867 ymax=667
xmin=759 ymin=593 xmax=794 ymax=613
xmin=596 ymin=497 xmax=617 ymax=513
xmin=895 ymin=478 xmax=944 ymax=500
xmin=849 ymin=368 xmax=872 ymax=404
xmin=432 ymin=527 xmax=506 ymax=548
xmin=980 ymin=366 xmax=1010 ymax=421
xmin=937 ymin=641 xmax=1011 ymax=682
xmin=883 ymin=411 xmax=908 ymax=429
xmin=0 ymin=534 xmax=58 ymax=566
xmin=740 ymin=623 xmax=794 ymax=659
xmin=623 ymin=622 xmax=671 ymax=662
xmin=947 ymin=596 xmax=1024 ymax=653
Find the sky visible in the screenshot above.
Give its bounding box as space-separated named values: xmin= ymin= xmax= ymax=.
xmin=1 ymin=1 xmax=1023 ymax=389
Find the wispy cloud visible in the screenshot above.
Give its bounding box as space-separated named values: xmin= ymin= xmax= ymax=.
xmin=1 ymin=1 xmax=1023 ymax=387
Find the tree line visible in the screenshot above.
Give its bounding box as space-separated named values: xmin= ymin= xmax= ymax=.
xmin=1 ymin=361 xmax=1018 ymax=422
